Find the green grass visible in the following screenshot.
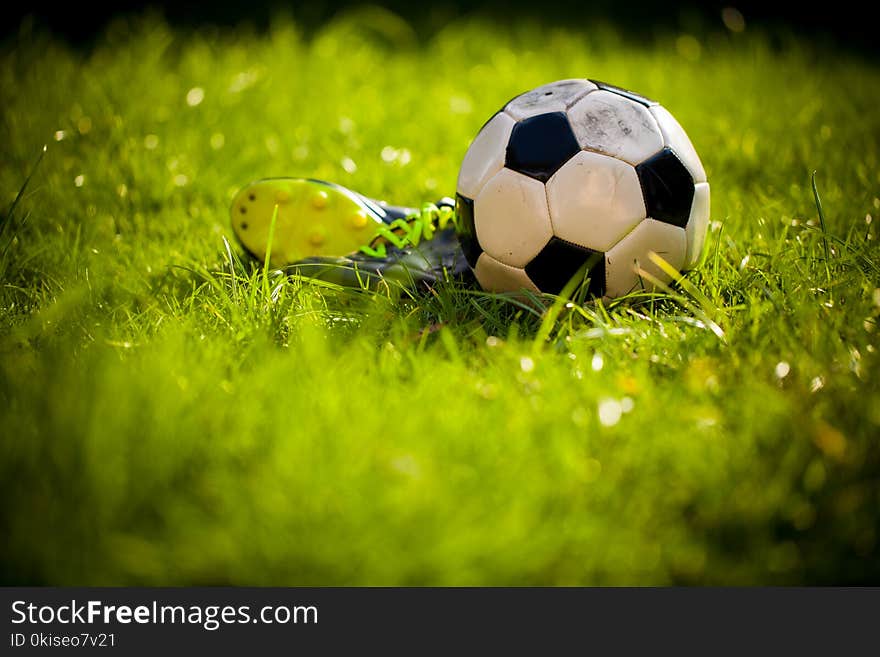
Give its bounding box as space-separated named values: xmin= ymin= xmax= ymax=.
xmin=2 ymin=10 xmax=879 ymax=585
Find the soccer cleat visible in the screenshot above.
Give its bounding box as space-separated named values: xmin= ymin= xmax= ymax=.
xmin=230 ymin=178 xmax=416 ymax=266
xmin=286 ymin=199 xmax=474 ymax=291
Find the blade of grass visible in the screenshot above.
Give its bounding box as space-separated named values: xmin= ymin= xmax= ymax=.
xmin=532 ymin=252 xmax=602 ymax=352
xmin=1 ymin=144 xmax=47 ymax=257
xmin=222 ymin=236 xmax=239 ymax=302
xmin=262 ymin=204 xmax=279 ymax=300
xmin=647 ymin=251 xmax=725 ymax=323
xmin=811 ymin=170 xmax=832 ymax=293
xmin=642 ymin=252 xmax=726 ymax=341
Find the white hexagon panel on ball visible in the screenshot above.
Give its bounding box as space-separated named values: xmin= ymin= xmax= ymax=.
xmin=567 ymin=90 xmax=664 ymax=166
xmin=684 ymin=182 xmax=710 ymax=269
xmin=473 ymin=253 xmax=539 ymax=294
xmin=456 ymin=112 xmax=517 ymax=200
xmin=604 ymin=218 xmax=686 ymax=299
xmin=545 ymin=150 xmax=647 ymax=253
xmin=504 ymin=79 xmax=597 ymax=121
xmin=474 ymin=168 xmax=553 ymax=268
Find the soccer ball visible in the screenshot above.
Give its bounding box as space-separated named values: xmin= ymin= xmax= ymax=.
xmin=455 ymin=79 xmax=709 ymax=299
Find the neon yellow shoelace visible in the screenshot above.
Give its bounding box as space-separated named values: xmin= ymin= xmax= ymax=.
xmin=358 ymin=203 xmax=458 ymax=258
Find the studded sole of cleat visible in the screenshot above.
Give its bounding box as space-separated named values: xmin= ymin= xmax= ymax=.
xmin=230 ymin=178 xmax=385 ymax=265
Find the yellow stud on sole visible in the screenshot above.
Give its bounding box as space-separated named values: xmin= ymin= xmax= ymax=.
xmin=351 ymin=211 xmax=368 ymax=229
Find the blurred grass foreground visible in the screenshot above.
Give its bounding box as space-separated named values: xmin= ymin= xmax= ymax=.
xmin=1 ymin=7 xmax=879 ymax=584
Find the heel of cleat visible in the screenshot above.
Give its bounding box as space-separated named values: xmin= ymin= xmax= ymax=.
xmin=230 ymin=178 xmax=385 ymax=265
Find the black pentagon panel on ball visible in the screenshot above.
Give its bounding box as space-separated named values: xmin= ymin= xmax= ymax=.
xmin=589 ymin=80 xmax=657 ymax=107
xmin=636 ymin=148 xmax=695 ymax=228
xmin=525 ymin=237 xmax=606 ymax=297
xmin=455 ymin=193 xmax=482 ymax=269
xmin=505 ymin=112 xmax=580 ymax=183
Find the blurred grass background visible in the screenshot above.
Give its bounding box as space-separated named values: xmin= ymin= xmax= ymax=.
xmin=1 ymin=4 xmax=879 ymax=584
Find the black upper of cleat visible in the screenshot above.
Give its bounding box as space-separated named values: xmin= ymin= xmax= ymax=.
xmin=287 ymin=224 xmax=473 ymax=292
